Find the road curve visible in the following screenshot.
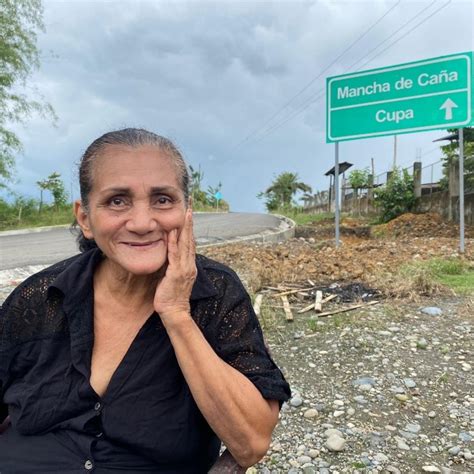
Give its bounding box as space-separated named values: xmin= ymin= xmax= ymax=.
xmin=0 ymin=212 xmax=292 ymax=271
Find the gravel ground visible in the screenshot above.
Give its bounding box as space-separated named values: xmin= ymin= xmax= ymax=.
xmin=251 ymin=296 xmax=473 ymax=474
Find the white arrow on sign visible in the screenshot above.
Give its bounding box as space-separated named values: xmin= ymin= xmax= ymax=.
xmin=440 ymin=98 xmax=458 ymax=120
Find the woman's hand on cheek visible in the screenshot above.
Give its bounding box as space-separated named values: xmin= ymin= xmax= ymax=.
xmin=153 ymin=209 xmax=197 ymax=327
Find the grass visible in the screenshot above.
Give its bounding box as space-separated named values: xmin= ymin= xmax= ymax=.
xmin=376 ymin=257 xmax=474 ymax=299
xmin=425 ymin=258 xmax=474 ymax=295
xmin=0 ymin=208 xmax=75 ymax=231
xmin=273 ymin=208 xmax=334 ymax=226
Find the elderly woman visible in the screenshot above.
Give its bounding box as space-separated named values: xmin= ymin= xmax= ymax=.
xmin=0 ymin=128 xmax=290 ymax=473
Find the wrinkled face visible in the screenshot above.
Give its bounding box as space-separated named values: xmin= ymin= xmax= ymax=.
xmin=75 ymin=144 xmax=186 ymax=275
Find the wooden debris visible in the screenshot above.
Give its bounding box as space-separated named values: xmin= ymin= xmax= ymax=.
xmin=281 ymin=295 xmax=294 ymax=321
xmin=313 ymin=300 xmax=379 ymax=318
xmin=297 ymin=292 xmax=310 ymax=298
xmin=297 ymin=294 xmax=337 ymax=314
xmin=307 ymin=279 xmax=315 ymax=286
xmin=322 ymin=294 xmax=337 ymax=304
xmin=315 ymin=290 xmax=323 ymax=313
xmin=298 ymin=302 xmax=316 ymax=314
xmin=253 ymin=294 xmax=263 ymax=316
xmin=272 ymin=287 xmax=315 ymax=298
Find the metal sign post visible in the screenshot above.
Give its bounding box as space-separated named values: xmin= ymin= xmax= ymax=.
xmin=459 ymin=128 xmax=465 ymax=253
xmin=214 ymin=191 xmax=222 ymax=212
xmin=335 ymin=143 xmax=340 ymax=247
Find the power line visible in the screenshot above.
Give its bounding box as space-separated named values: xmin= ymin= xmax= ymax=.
xmin=232 ymin=1 xmax=402 ymax=150
xmin=348 ymin=0 xmax=438 ymax=71
xmin=355 ymin=0 xmax=452 ymax=71
xmin=245 ymin=0 xmax=452 ymax=147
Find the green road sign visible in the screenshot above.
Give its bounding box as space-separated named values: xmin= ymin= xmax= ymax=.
xmin=326 ymin=52 xmax=473 ymax=142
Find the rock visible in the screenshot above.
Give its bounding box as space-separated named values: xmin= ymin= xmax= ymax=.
xmin=374 ymin=452 xmax=389 ymax=463
xmin=352 ymin=376 xmax=376 ymax=387
xmin=395 ymin=437 xmax=410 ymax=450
xmin=403 ymin=378 xmax=417 ymax=388
xmin=297 ymin=455 xmax=312 ymax=464
xmin=448 ymin=446 xmax=460 ymax=456
xmin=326 ymin=434 xmax=346 ymax=452
xmin=385 ymin=466 xmax=401 ymax=474
xmin=422 ymin=466 xmax=441 ymax=473
xmin=428 ymin=411 xmax=436 ymax=418
xmin=458 ymin=431 xmax=472 ymax=442
xmin=417 ymin=338 xmax=428 ymax=349
xmin=405 ymin=423 xmax=421 ymax=434
xmin=303 ymin=408 xmax=319 ymax=419
xmin=333 ymin=410 xmax=344 ymax=417
xmin=399 ymin=430 xmax=418 ymax=440
xmin=290 ymin=395 xmax=303 ymax=407
xmin=395 ymin=394 xmax=409 ymax=402
xmin=324 ymin=428 xmax=343 ymax=438
xmin=347 ymin=407 xmax=355 ymax=416
xmin=308 ymin=449 xmax=319 ymax=458
xmin=421 ymin=306 xmax=442 ymax=316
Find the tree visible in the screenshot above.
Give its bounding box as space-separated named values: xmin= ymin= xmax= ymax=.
xmin=206 ymin=182 xmax=222 ymax=206
xmin=258 ymin=172 xmax=312 ymax=212
xmin=37 ymin=172 xmax=67 ymax=211
xmin=347 ymin=167 xmax=372 ymax=215
xmin=189 ymin=164 xmax=208 ymax=207
xmin=36 ymin=177 xmax=48 ymax=212
xmin=347 ymin=168 xmax=371 ymax=196
xmin=0 ymin=0 xmax=56 ymax=188
xmin=374 ymin=168 xmax=415 ymax=223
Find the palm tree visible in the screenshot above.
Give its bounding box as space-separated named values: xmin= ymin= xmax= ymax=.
xmin=260 ymin=172 xmax=312 ymax=211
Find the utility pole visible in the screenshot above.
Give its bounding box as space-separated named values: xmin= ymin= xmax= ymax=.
xmin=393 ymin=135 xmax=397 ymax=169
xmin=459 ymin=128 xmax=465 ymax=253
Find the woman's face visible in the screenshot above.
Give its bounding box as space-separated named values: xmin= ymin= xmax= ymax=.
xmin=75 ymin=144 xmax=187 ymax=275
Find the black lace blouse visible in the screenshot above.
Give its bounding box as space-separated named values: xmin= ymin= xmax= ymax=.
xmin=0 ymin=248 xmax=290 ymax=473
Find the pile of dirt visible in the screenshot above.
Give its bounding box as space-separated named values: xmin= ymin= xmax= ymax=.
xmin=373 ymin=212 xmax=474 ymax=238
xmin=200 ymin=213 xmax=473 ymax=297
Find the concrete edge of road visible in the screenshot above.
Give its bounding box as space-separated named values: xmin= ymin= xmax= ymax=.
xmin=196 ymin=214 xmax=296 ymax=249
xmin=0 ymin=224 xmax=71 ymax=237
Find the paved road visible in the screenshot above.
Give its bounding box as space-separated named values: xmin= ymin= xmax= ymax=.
xmin=0 ymin=212 xmax=286 ymax=271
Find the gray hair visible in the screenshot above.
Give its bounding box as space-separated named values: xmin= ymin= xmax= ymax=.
xmin=72 ymin=128 xmax=190 ymax=252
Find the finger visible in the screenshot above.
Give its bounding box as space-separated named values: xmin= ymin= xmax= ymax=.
xmin=179 ymin=208 xmax=194 ymax=255
xmin=187 ymin=209 xmax=196 ymax=257
xmin=167 ymin=228 xmax=179 ymax=264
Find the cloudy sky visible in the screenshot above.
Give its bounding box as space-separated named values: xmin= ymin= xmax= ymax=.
xmin=8 ymin=0 xmax=474 ymax=212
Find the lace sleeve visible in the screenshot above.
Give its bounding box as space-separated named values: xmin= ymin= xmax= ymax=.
xmin=200 ymin=269 xmax=291 ymax=403
xmin=0 ymin=290 xmax=14 ymax=423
